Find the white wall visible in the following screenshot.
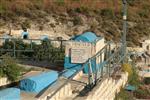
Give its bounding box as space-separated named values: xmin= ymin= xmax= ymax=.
xmin=0 ymin=77 xmax=10 ymax=86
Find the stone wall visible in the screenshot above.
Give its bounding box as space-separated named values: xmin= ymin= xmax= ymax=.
xmin=85 ymin=72 xmax=128 ymax=100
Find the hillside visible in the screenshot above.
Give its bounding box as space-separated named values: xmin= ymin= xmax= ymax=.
xmin=0 ymin=0 xmax=150 ymax=46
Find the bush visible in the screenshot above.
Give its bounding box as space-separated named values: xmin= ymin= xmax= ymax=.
xmin=100 ymin=8 xmax=114 ymax=19
xmin=144 ymin=77 xmax=150 ymax=85
xmin=55 ymin=0 xmax=65 ymax=6
xmin=75 ymin=6 xmax=90 ymax=15
xmin=134 ymin=88 xmax=150 ymax=99
xmin=0 ymin=39 xmax=33 ymax=57
xmin=115 ymin=88 xmax=134 ymax=100
xmin=33 ymin=40 xmax=65 ymax=62
xmin=0 ymin=39 xmax=65 ymax=62
xmin=138 ymin=10 xmax=149 ymax=18
xmin=128 ymin=64 xmax=140 ymax=87
xmin=127 ymin=0 xmax=136 ymax=6
xmin=73 ymin=16 xmax=83 ymax=25
xmin=0 ymin=56 xmax=22 ymax=81
xmin=122 ymin=63 xmax=133 ymax=76
xmin=21 ymin=20 xmax=31 ymax=29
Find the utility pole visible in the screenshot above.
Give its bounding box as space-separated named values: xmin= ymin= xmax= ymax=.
xmin=121 ymin=0 xmax=127 ymax=63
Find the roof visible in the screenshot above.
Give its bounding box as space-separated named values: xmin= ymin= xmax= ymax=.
xmin=72 ymin=32 xmax=98 ymax=43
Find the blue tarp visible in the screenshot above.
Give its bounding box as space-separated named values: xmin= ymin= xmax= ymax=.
xmin=125 ymin=84 xmax=136 ymax=91
xmin=20 ymin=71 xmax=58 ymax=93
xmin=0 ymin=88 xmax=20 ymax=100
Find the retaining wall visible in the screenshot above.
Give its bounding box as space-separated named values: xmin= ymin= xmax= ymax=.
xmin=86 ymin=72 xmax=128 ymax=100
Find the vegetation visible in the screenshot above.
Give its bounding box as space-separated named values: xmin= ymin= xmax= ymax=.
xmin=33 ymin=40 xmax=65 ymax=62
xmin=100 ymin=8 xmax=114 ymax=19
xmin=128 ymin=65 xmax=140 ymax=87
xmin=0 ymin=39 xmax=65 ymax=63
xmin=122 ymin=63 xmax=133 ymax=76
xmin=115 ymin=88 xmax=135 ymax=100
xmin=0 ymin=56 xmax=23 ymax=81
xmin=73 ymin=16 xmax=83 ymax=25
xmin=21 ymin=20 xmax=31 ymax=29
xmin=118 ymin=63 xmax=150 ymax=99
xmin=144 ymin=77 xmax=150 ymax=85
xmin=134 ymin=87 xmax=150 ymax=99
xmin=1 ymin=0 xmax=150 ymax=46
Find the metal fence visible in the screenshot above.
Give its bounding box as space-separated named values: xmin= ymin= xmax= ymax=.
xmin=0 ymin=38 xmax=66 ymax=62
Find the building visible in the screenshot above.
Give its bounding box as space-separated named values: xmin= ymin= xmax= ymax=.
xmin=64 ymin=32 xmax=105 ymax=73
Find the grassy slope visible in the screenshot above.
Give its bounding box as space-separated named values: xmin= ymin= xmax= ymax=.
xmin=0 ymin=0 xmax=150 ymax=46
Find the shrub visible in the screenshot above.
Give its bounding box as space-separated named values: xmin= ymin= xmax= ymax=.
xmin=144 ymin=77 xmax=150 ymax=85
xmin=73 ymin=16 xmax=83 ymax=25
xmin=122 ymin=63 xmax=133 ymax=76
xmin=134 ymin=88 xmax=150 ymax=99
xmin=0 ymin=56 xmax=22 ymax=81
xmin=75 ymin=6 xmax=89 ymax=15
xmin=55 ymin=0 xmax=65 ymax=6
xmin=100 ymin=8 xmax=114 ymax=19
xmin=138 ymin=10 xmax=149 ymax=18
xmin=115 ymin=88 xmax=134 ymax=100
xmin=128 ymin=64 xmax=140 ymax=87
xmin=0 ymin=39 xmax=34 ymax=57
xmin=33 ymin=40 xmax=64 ymax=62
xmin=127 ymin=0 xmax=136 ymax=6
xmin=21 ymin=20 xmax=31 ymax=29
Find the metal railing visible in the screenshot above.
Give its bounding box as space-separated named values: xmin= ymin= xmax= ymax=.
xmin=41 ymin=42 xmax=125 ymax=99
xmin=0 ymin=38 xmax=66 ymax=61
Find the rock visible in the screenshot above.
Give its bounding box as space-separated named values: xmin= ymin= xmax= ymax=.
xmin=67 ymin=21 xmax=74 ymax=27
xmin=128 ymin=21 xmax=137 ymax=28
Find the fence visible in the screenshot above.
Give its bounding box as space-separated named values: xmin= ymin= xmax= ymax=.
xmin=0 ymin=38 xmax=66 ymax=63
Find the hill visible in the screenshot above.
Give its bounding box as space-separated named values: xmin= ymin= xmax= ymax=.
xmin=0 ymin=0 xmax=150 ymax=46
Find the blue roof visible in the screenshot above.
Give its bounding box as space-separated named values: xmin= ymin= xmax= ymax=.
xmin=73 ymin=32 xmax=97 ymax=43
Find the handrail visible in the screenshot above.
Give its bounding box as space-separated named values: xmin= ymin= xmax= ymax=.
xmin=43 ymin=42 xmax=124 ymax=99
